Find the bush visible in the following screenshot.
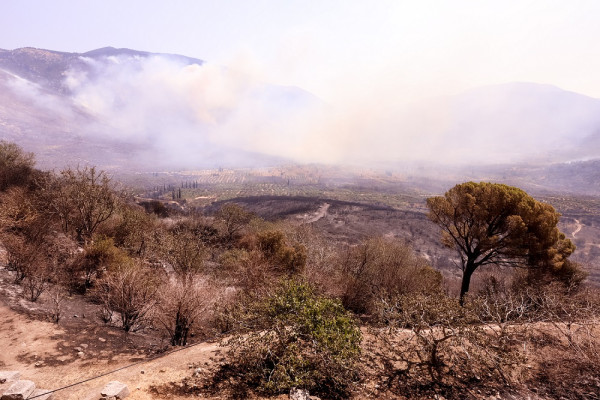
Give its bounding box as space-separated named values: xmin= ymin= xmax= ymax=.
xmin=95 ymin=262 xmax=160 ymax=331
xmin=0 ymin=141 xmax=35 ymax=191
xmin=374 ymin=293 xmax=525 ymax=397
xmin=256 ymin=230 xmax=306 ymax=274
xmin=155 ymin=276 xmax=216 ymax=346
xmin=223 ymin=279 xmax=361 ymax=399
xmin=340 ymin=237 xmax=442 ymax=315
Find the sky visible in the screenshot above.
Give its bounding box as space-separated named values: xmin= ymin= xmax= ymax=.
xmin=3 ymin=0 xmax=600 ymax=102
xmin=3 ymin=1 xmax=600 ymax=166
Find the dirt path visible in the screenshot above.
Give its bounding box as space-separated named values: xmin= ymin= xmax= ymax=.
xmin=572 ymin=218 xmax=582 ymax=238
xmin=0 ymin=305 xmax=223 ymax=400
xmin=306 ymin=202 xmax=330 ymax=223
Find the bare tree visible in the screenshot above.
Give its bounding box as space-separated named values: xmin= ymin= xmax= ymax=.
xmin=156 ymin=275 xmax=216 ymax=346
xmin=95 ymin=262 xmax=160 ymax=331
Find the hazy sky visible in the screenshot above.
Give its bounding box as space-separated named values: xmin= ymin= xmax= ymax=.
xmin=3 ymin=0 xmax=600 ymax=102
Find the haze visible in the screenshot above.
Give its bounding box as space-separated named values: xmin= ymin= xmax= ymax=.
xmin=2 ymin=1 xmax=600 ymax=166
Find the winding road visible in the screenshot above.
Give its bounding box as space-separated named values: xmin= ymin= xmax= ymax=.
xmin=572 ymin=219 xmax=582 ymax=239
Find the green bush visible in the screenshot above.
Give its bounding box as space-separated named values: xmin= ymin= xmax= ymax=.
xmin=224 ymin=279 xmax=361 ymax=399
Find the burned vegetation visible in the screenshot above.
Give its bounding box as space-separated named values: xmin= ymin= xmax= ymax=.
xmin=0 ymin=141 xmax=599 ymax=399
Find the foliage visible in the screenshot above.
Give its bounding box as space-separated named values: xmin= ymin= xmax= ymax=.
xmin=108 ymin=205 xmax=154 ymax=256
xmin=341 ymin=237 xmax=442 ymax=315
xmin=0 ymin=141 xmax=35 ymax=191
xmin=427 ymin=182 xmax=576 ymax=302
xmin=214 ymin=203 xmax=254 ymax=243
xmin=256 ymin=229 xmax=307 ymax=274
xmin=72 ymin=236 xmax=130 ymax=290
xmin=223 ymin=279 xmax=361 ymax=398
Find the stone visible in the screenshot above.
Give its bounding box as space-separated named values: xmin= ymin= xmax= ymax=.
xmin=29 ymin=389 xmax=54 ymax=400
xmin=74 ymin=347 xmax=83 ymax=352
xmin=100 ymin=381 xmax=129 ymax=399
xmin=1 ymin=379 xmax=36 ymax=400
xmin=289 ymin=387 xmax=310 ymax=400
xmin=0 ymin=371 xmax=20 ymax=384
xmin=77 ymin=351 xmax=85 ymax=358
xmin=98 ymin=338 xmax=106 ymax=343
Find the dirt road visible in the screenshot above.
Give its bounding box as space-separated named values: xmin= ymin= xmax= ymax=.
xmin=0 ymin=305 xmax=223 ymax=400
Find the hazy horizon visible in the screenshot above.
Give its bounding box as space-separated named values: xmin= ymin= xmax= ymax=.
xmin=3 ymin=1 xmax=600 ymax=168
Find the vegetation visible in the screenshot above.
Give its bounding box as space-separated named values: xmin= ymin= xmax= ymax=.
xmin=427 ymin=182 xmax=579 ymax=303
xmin=0 ymin=142 xmax=599 ymax=399
xmin=223 ymin=279 xmax=361 ymax=398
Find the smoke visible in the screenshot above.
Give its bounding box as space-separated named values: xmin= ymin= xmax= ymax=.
xmin=63 ymin=54 xmax=329 ymax=166
xmin=5 ymin=51 xmax=600 ymax=169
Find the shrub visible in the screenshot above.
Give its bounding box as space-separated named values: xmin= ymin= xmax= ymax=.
xmin=256 ymin=230 xmax=306 ymax=274
xmin=223 ymin=279 xmax=361 ymax=399
xmin=340 ymin=237 xmax=442 ymax=315
xmin=156 ymin=275 xmax=216 ymax=346
xmin=374 ymin=292 xmax=526 ymax=396
xmin=95 ymin=262 xmax=160 ymax=331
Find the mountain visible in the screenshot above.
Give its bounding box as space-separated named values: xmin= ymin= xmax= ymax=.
xmin=1 ymin=46 xmax=600 ymax=194
xmin=443 ymin=82 xmax=600 ymax=164
xmin=0 ymin=47 xmax=204 ymax=94
xmin=0 ymin=46 xmax=318 ymax=170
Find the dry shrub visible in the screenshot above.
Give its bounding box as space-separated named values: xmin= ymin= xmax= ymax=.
xmin=521 ymin=286 xmax=600 ymax=399
xmin=340 ymin=237 xmax=442 ymax=315
xmin=95 ymin=261 xmax=161 ymax=331
xmin=373 ymin=293 xmax=526 ymax=398
xmin=155 ymin=275 xmax=219 ymax=345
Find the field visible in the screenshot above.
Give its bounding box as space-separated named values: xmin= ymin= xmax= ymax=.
xmin=128 ymin=166 xmax=600 ymax=285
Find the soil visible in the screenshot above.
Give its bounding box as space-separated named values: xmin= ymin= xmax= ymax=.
xmin=0 ymin=267 xmax=225 ymax=400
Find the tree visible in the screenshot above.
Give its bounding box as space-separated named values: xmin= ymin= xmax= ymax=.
xmin=0 ymin=141 xmax=35 ymax=191
xmin=214 ymin=203 xmax=254 ymax=243
xmin=161 ymin=227 xmax=206 ymax=276
xmin=427 ymin=182 xmax=575 ymax=304
xmin=95 ymin=262 xmax=160 ymax=331
xmin=156 ymin=275 xmax=215 ymax=346
xmin=53 ymin=166 xmax=117 ymax=244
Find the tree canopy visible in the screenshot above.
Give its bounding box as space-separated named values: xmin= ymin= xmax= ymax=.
xmin=427 ymin=182 xmax=576 ymax=303
xmin=0 ymin=141 xmax=35 ymax=191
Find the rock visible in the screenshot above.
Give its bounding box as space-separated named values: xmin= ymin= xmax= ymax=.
xmin=77 ymin=351 xmax=85 ymax=358
xmin=289 ymin=387 xmax=310 ymax=400
xmin=159 ymin=369 xmax=166 ymax=373
xmin=100 ymin=381 xmax=129 ymax=399
xmin=98 ymin=337 xmax=106 ymax=342
xmin=140 ymin=370 xmax=145 ymax=374
xmin=193 ymin=367 xmax=203 ymax=377
xmin=0 ymin=371 xmax=20 ymax=384
xmin=34 ymin=361 xmax=43 ymax=367
xmin=1 ymin=379 xmax=36 ymax=400
xmin=29 ymin=389 xmax=54 ymax=400
xmin=81 ymin=343 xmax=89 ymax=349
xmin=74 ymin=347 xmax=83 ymax=352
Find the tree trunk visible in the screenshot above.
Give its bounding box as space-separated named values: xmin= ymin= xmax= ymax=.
xmin=459 ymin=261 xmax=477 ymax=306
